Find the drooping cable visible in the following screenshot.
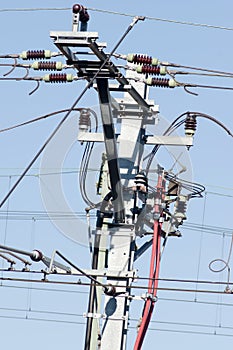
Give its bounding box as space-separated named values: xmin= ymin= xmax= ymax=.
xmin=0 ymin=108 xmax=83 ymax=133
xmin=145 ymin=111 xmax=233 ymax=177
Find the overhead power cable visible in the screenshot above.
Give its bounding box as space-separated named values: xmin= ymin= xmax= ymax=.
xmin=0 ymin=276 xmax=232 ymax=295
xmin=1 ymin=7 xmax=233 ymax=32
xmin=0 ymin=7 xmax=70 ymax=13
xmin=0 ymin=108 xmax=82 ymax=133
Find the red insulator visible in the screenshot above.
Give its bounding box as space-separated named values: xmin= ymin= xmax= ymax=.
xmin=26 ymin=50 xmax=46 ymax=59
xmin=37 ymin=62 xmax=57 ymax=70
xmin=49 ymin=73 xmax=67 ymax=83
xmin=133 ymin=54 xmax=152 ymax=65
xmin=151 ymin=78 xmax=170 ymax=87
xmin=141 ymin=65 xmax=161 ymax=75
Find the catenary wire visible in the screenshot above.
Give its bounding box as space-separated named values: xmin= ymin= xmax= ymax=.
xmin=1 ymin=6 xmax=233 ymax=32
xmin=0 ymin=108 xmax=83 ymax=133
xmin=2 ymin=282 xmax=233 ymax=310
xmin=0 ymin=275 xmax=233 ymax=295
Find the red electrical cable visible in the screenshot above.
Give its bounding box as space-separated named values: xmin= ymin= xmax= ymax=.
xmin=134 ymin=171 xmax=165 ymax=350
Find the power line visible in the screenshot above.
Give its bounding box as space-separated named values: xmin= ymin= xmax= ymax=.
xmin=87 ymin=7 xmax=233 ymax=31
xmin=0 ymin=7 xmax=70 ymax=13
xmin=2 ymin=282 xmax=233 ymax=310
xmin=0 ymin=108 xmax=82 ymax=134
xmin=1 ymin=6 xmax=233 ymax=32
xmin=0 ymin=276 xmax=232 ymax=295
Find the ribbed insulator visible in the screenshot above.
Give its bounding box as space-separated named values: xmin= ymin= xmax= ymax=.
xmin=133 ymin=54 xmax=152 ymax=65
xmin=26 ymin=50 xmax=46 ymax=59
xmin=174 ymin=196 xmax=187 ymax=222
xmin=43 ymin=73 xmax=74 ymax=83
xmin=127 ymin=54 xmax=159 ymax=66
xmin=137 ymin=65 xmax=166 ymax=76
xmin=49 ymin=73 xmax=67 ymax=83
xmin=79 ymin=109 xmax=91 ymax=131
xmin=176 ymin=200 xmax=187 ymax=213
xmin=36 ymin=62 xmax=57 ymax=70
xmin=185 ymin=114 xmax=197 ymax=136
xmin=134 ymin=172 xmax=148 ymax=192
xmin=146 ymin=77 xmax=176 ymax=88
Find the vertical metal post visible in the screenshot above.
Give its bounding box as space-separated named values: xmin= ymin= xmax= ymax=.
xmin=96 ymin=78 xmax=125 ymax=224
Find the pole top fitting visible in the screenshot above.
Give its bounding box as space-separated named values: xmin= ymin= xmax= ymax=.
xmin=72 ymin=4 xmax=90 ymax=22
xmin=72 ymin=4 xmax=83 ymax=13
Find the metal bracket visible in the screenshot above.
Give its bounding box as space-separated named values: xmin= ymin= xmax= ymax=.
xmin=83 ymin=313 xmax=128 ymax=321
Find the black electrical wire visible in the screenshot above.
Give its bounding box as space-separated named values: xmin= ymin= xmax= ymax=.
xmin=145 ymin=110 xmax=233 ymax=176
xmin=188 ymin=111 xmax=233 ymax=136
xmin=165 ymin=173 xmax=205 ymax=198
xmin=0 ymin=108 xmax=83 ymax=133
xmin=145 ymin=117 xmax=186 ymax=175
xmin=0 ymin=275 xmax=232 ymax=295
xmin=79 ymin=109 xmax=98 ymax=208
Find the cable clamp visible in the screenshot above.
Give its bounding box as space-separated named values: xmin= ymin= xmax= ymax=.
xmin=141 ymin=293 xmax=158 ymax=302
xmin=83 ymin=312 xmax=103 ymax=319
xmin=224 ymin=286 xmax=233 ymax=294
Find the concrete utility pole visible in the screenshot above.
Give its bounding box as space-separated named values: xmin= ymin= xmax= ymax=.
xmin=49 ymin=5 xmax=194 ymax=349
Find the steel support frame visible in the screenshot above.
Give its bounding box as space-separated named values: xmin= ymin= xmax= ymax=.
xmin=96 ymin=78 xmax=125 ymax=224
xmin=49 ymin=27 xmax=195 ymax=350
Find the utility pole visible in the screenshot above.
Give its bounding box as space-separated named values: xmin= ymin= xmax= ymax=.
xmin=48 ymin=5 xmax=195 ymax=350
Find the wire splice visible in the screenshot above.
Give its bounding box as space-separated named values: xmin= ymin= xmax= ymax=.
xmin=127 ymin=53 xmax=159 ymax=66
xmin=146 ymin=77 xmax=176 ymax=88
xmin=136 ymin=64 xmax=167 ymax=75
xmin=43 ymin=73 xmax=74 ymax=83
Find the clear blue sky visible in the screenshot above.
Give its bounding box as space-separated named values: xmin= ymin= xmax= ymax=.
xmin=0 ymin=1 xmax=233 ymax=349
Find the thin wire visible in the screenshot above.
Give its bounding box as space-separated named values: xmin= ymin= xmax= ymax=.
xmin=183 ymin=82 xmax=233 ymax=93
xmin=0 ymin=108 xmax=82 ymax=133
xmin=194 ymin=192 xmax=207 ymax=301
xmin=0 ymin=6 xmax=233 ymax=32
xmin=1 ymin=176 xmax=11 ymax=283
xmin=0 ymin=276 xmax=232 ymax=295
xmin=2 ymin=282 xmax=233 ymax=309
xmin=135 ymin=326 xmax=233 ymax=337
xmin=3 ymin=267 xmax=233 ymax=286
xmin=1 ymin=306 xmax=233 ymax=335
xmin=2 ymin=176 xmax=11 ymax=245
xmin=86 ymin=7 xmax=233 ymax=32
xmin=0 ymin=7 xmax=70 ymax=12
xmin=0 ymin=312 xmax=233 ymax=338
